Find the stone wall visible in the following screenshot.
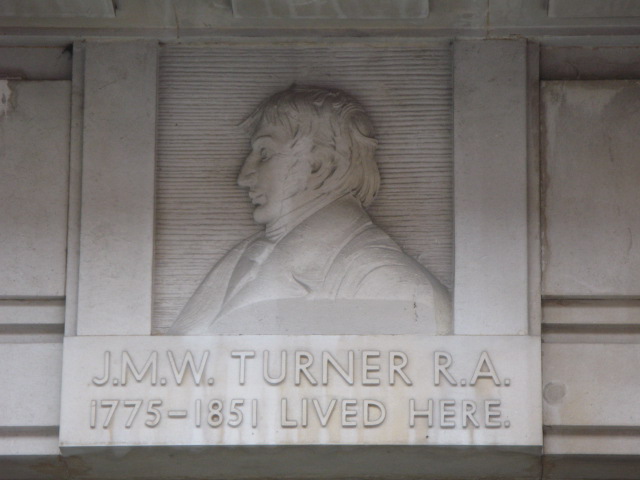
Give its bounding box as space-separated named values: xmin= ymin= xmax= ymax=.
xmin=1 ymin=16 xmax=640 ymax=478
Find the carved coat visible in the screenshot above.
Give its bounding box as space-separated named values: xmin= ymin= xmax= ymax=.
xmin=169 ymin=195 xmax=450 ymax=335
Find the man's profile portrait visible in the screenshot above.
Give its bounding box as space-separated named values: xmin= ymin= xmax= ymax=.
xmin=169 ymin=85 xmax=451 ymax=335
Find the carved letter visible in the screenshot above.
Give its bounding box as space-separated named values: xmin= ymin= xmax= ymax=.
xmin=263 ymin=350 xmax=286 ymax=385
xmin=362 ymin=351 xmax=381 ymax=385
xmin=301 ymin=398 xmax=308 ymax=427
xmin=312 ymin=398 xmax=337 ymax=427
xmin=470 ymin=352 xmax=501 ymax=386
xmin=295 ymin=351 xmax=318 ymax=386
xmin=439 ymin=399 xmax=456 ymax=428
xmin=341 ymin=399 xmax=358 ymax=427
xmin=485 ymin=400 xmax=502 ymax=427
xmin=231 ymin=351 xmax=255 ymax=385
xmin=251 ymin=399 xmax=258 ymax=428
xmin=92 ymin=351 xmax=110 ymax=386
xmin=409 ymin=399 xmax=433 ymax=427
xmin=364 ymin=400 xmax=386 ymax=427
xmin=121 ymin=351 xmax=157 ymax=386
xmin=167 ymin=350 xmax=209 ymax=386
xmin=389 ymin=351 xmax=412 ymax=385
xmin=434 ymin=351 xmax=457 ymax=386
xmin=280 ymin=398 xmax=297 ymax=427
xmin=462 ymin=400 xmax=480 ymax=428
xmin=322 ymin=351 xmax=354 ymax=385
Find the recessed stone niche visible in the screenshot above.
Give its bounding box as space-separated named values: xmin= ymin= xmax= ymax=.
xmin=152 ymin=43 xmax=454 ymax=333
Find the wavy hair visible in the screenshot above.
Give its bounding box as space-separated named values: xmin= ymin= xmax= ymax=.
xmin=241 ymin=85 xmax=380 ymax=208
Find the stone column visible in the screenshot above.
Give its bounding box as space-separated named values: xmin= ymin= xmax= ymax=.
xmin=75 ymin=41 xmax=158 ymax=335
xmin=453 ymin=39 xmax=530 ymax=335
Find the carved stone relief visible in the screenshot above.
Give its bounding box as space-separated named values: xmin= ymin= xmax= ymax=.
xmin=168 ymin=85 xmax=451 ymax=335
xmin=154 ymin=45 xmax=453 ymax=334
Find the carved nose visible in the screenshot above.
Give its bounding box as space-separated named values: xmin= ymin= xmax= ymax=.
xmin=237 ymin=159 xmax=255 ymax=188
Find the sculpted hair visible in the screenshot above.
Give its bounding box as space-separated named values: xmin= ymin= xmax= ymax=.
xmin=241 ymin=85 xmax=380 ymax=207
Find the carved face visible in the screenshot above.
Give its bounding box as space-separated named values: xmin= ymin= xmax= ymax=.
xmin=238 ymin=121 xmax=314 ymax=225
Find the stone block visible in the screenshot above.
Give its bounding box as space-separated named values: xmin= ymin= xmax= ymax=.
xmin=0 ymin=46 xmax=71 ymax=80
xmin=60 ymin=335 xmax=541 ymax=449
xmin=231 ymin=0 xmax=429 ymax=18
xmin=0 ymin=0 xmax=115 ymax=18
xmin=453 ymin=40 xmax=529 ymax=335
xmin=154 ymin=43 xmax=453 ymax=333
xmin=76 ymin=41 xmax=158 ymax=335
xmin=545 ymin=428 xmax=640 ymax=456
xmin=548 ymin=0 xmax=640 ymax=18
xmin=543 ymin=299 xmax=640 ymax=326
xmin=543 ymin=343 xmax=640 ymax=427
xmin=0 ymin=428 xmax=60 ymax=456
xmin=0 ymin=300 xmax=64 ymax=326
xmin=0 ymin=80 xmax=70 ymax=297
xmin=542 ymin=81 xmax=640 ymax=297
xmin=0 ymin=343 xmax=62 ymax=427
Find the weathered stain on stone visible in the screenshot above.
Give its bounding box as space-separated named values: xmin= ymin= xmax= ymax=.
xmin=0 ymin=80 xmax=14 ymax=117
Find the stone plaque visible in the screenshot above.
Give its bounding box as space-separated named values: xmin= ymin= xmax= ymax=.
xmin=166 ymin=85 xmax=451 ymax=336
xmin=57 ymin=44 xmax=543 ymax=463
xmin=154 ymin=45 xmax=453 ymax=333
xmin=59 ymin=335 xmax=541 ymax=449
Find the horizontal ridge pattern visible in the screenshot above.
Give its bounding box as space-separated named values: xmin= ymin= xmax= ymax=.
xmin=154 ymin=44 xmax=453 ymax=333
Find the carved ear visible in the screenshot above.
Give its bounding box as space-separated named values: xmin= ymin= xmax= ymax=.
xmin=306 ymin=152 xmax=337 ymax=191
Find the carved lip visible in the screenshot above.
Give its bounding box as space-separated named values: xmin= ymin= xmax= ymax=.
xmin=249 ymin=192 xmax=266 ymax=205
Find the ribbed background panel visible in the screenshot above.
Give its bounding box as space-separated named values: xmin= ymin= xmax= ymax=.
xmin=154 ymin=44 xmax=453 ymax=333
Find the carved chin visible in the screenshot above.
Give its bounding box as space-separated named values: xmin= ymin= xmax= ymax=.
xmin=252 ymin=204 xmax=272 ymax=224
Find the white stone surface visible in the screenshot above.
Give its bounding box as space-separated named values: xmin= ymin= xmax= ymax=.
xmin=0 ymin=80 xmax=70 ymax=297
xmin=0 ymin=0 xmax=115 ymax=18
xmin=231 ymin=0 xmax=429 ymax=18
xmin=0 ymin=428 xmax=60 ymax=456
xmin=173 ymin=300 xmax=448 ymax=335
xmin=76 ymin=41 xmax=158 ymax=335
xmin=62 ymin=40 xmax=85 ymax=336
xmin=543 ymin=330 xmax=640 ymax=345
xmin=168 ymin=85 xmax=450 ymax=336
xmin=543 ymin=343 xmax=640 ymax=427
xmin=453 ymin=40 xmax=529 ymax=335
xmin=541 ymin=81 xmax=640 ymax=297
xmin=0 ymin=343 xmax=62 ymax=427
xmin=60 ymin=335 xmax=541 ymax=448
xmin=545 ymin=428 xmax=640 ymax=456
xmin=154 ymin=44 xmax=453 ymax=332
xmin=0 ymin=300 xmax=64 ymax=325
xmin=1 ymin=0 xmax=640 ymax=41
xmin=543 ymin=299 xmax=640 ymax=325
xmin=548 ymin=0 xmax=640 ymax=18
xmin=526 ymin=41 xmax=542 ymax=337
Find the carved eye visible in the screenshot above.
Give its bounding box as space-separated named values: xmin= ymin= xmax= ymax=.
xmin=259 ymin=149 xmax=269 ymax=162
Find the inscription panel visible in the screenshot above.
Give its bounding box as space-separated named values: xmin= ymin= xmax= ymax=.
xmin=60 ymin=335 xmax=540 ymax=448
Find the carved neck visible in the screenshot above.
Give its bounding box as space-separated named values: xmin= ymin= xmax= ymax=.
xmin=265 ymin=192 xmax=352 ymax=242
